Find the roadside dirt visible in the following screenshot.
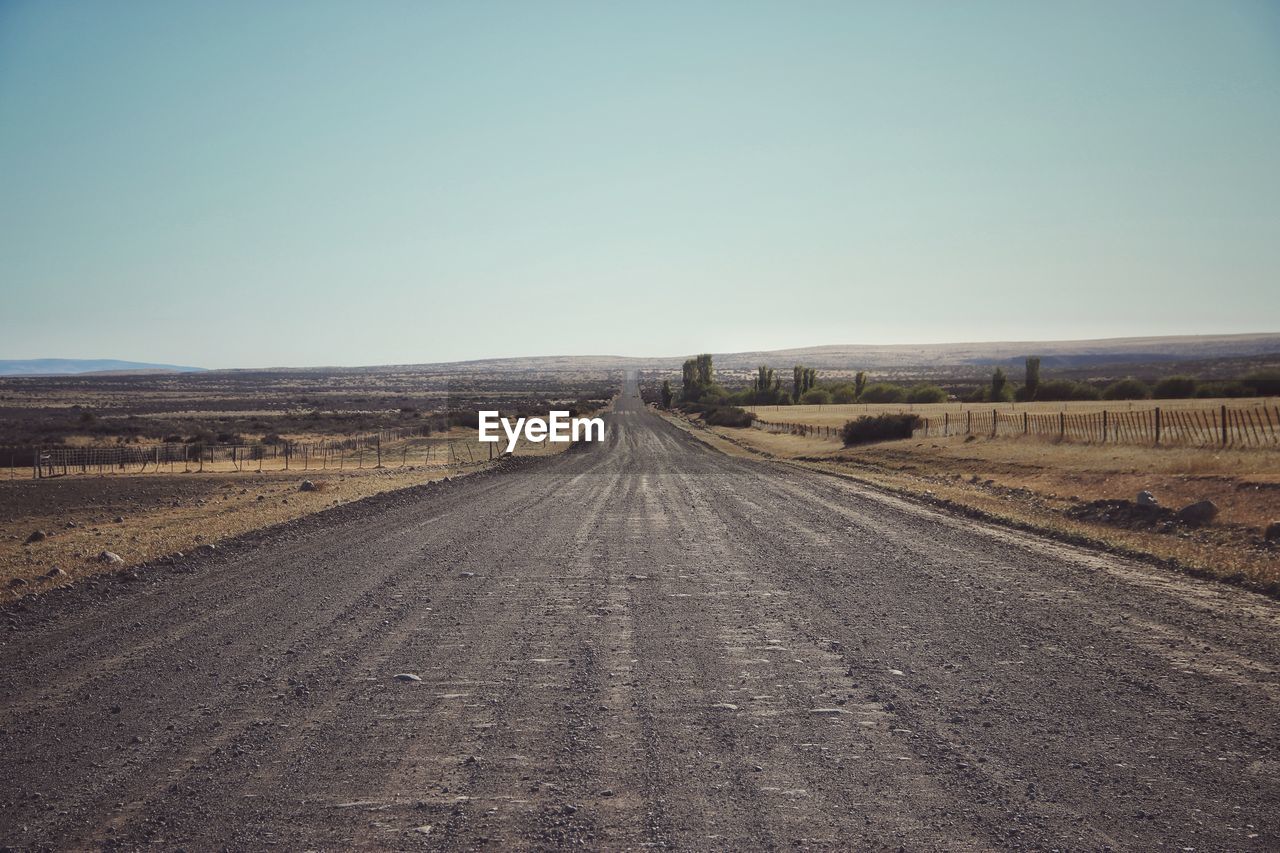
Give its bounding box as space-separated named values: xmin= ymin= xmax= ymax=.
xmin=671 ymin=413 xmax=1280 ymax=593
xmin=2 ymin=384 xmax=1279 ymax=849
xmin=0 ymin=428 xmax=577 ymax=602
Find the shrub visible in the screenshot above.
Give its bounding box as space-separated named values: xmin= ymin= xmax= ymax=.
xmin=1035 ymin=379 xmax=1101 ymax=401
xmin=1244 ymin=370 xmax=1280 ymax=396
xmin=1101 ymin=377 xmax=1149 ymax=400
xmin=800 ymin=388 xmax=832 ymax=405
xmin=841 ymin=413 xmax=922 ymax=445
xmin=703 ymin=405 xmax=755 ymax=428
xmin=1216 ymin=382 xmax=1253 ymax=398
xmin=1152 ymin=375 xmax=1198 ymax=398
xmin=859 ymin=383 xmax=906 ymax=404
xmin=906 ymin=384 xmax=947 ymax=404
xmin=831 ymin=384 xmax=858 ymax=404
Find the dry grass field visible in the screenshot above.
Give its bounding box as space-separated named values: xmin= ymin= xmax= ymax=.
xmin=0 ymin=364 xmax=618 ymax=602
xmin=0 ymin=422 xmax=590 ymax=601
xmin=664 ymin=408 xmax=1280 ymax=594
xmin=0 ymin=365 xmax=618 ymax=456
xmin=747 ymin=396 xmax=1280 ymax=429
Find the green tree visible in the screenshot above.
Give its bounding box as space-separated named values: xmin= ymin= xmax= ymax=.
xmin=1153 ymin=375 xmax=1198 ymax=399
xmin=1102 ymin=377 xmax=1149 ymax=400
xmin=906 ymin=384 xmax=947 ymax=404
xmin=1024 ymin=356 xmax=1041 ymax=399
xmin=792 ymin=365 xmax=817 ymax=399
xmin=680 ymin=354 xmax=718 ymax=403
xmin=854 ymin=371 xmax=867 ymax=400
xmin=660 ymin=380 xmax=673 ymax=408
xmin=860 ymin=383 xmax=906 ymax=404
xmin=800 ymin=388 xmax=832 ymax=404
xmin=755 ymin=365 xmax=777 ymax=393
xmin=990 ymin=367 xmax=1008 ymax=401
xmin=831 ymin=385 xmax=858 ymax=403
xmin=696 ymin=353 xmax=713 ymax=386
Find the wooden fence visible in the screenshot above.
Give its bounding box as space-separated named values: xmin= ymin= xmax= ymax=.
xmin=754 ymin=404 xmax=1280 ymax=448
xmin=8 ymin=424 xmax=497 ymax=479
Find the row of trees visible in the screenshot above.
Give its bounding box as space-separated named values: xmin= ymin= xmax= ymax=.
xmin=659 ymin=354 xmax=1280 ymax=411
xmin=1007 ymin=358 xmax=1280 ymax=402
xmin=667 ymin=356 xmax=947 ymax=408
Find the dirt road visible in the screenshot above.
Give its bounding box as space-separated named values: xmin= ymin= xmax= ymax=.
xmin=3 ymin=380 xmax=1279 ymax=850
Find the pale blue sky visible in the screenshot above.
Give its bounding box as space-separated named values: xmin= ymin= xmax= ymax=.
xmin=1 ymin=1 xmax=1277 ymax=368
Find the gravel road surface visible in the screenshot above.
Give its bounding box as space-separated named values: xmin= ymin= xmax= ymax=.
xmin=3 ymin=380 xmax=1278 ymax=850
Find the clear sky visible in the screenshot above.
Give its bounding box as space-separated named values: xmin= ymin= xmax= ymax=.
xmin=1 ymin=1 xmax=1277 ymax=368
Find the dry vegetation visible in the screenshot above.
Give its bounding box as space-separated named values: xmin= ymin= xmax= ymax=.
xmin=662 ymin=407 xmax=1280 ymax=595
xmin=747 ymin=397 xmax=1280 ymax=428
xmin=0 ymin=368 xmax=618 ymax=600
xmin=0 ymin=422 xmax=597 ymax=602
xmin=0 ymin=366 xmax=617 ymax=454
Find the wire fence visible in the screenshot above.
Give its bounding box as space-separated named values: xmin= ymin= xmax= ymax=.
xmin=754 ymin=403 xmax=1280 ymax=448
xmin=5 ymin=424 xmax=508 ymax=479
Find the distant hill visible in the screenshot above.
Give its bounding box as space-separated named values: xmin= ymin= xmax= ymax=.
xmin=702 ymin=333 xmax=1280 ymax=371
xmin=0 ymin=359 xmax=205 ymax=376
xmin=377 ymin=332 xmax=1280 ymax=374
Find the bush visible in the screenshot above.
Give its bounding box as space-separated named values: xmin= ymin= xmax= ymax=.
xmin=1035 ymin=379 xmax=1101 ymax=401
xmin=906 ymin=384 xmax=947 ymax=404
xmin=800 ymin=388 xmax=832 ymax=405
xmin=859 ymin=383 xmax=906 ymax=404
xmin=1153 ymin=375 xmax=1198 ymax=399
xmin=1216 ymin=382 xmax=1253 ymax=398
xmin=1244 ymin=370 xmax=1280 ymax=396
xmin=1101 ymin=378 xmax=1149 ymax=400
xmin=841 ymin=413 xmax=922 ymax=445
xmin=831 ymin=385 xmax=858 ymax=404
xmin=703 ymin=405 xmax=755 ymax=428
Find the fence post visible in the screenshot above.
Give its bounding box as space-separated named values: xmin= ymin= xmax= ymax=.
xmin=967 ymin=410 xmax=972 ymax=435
xmin=1154 ymin=407 xmax=1161 ymax=446
xmin=1221 ymin=404 xmax=1228 ymax=447
xmin=1023 ymin=411 xmax=1028 ymax=435
xmin=1059 ymin=411 xmax=1065 ymax=439
xmin=944 ymin=412 xmax=949 ymax=436
xmin=1102 ymin=410 xmax=1108 ymax=443
xmin=992 ymin=409 xmax=997 ymax=437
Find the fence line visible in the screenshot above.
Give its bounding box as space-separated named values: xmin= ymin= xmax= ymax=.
xmin=12 ymin=424 xmax=500 ymax=479
xmin=753 ymin=404 xmax=1280 ymax=448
